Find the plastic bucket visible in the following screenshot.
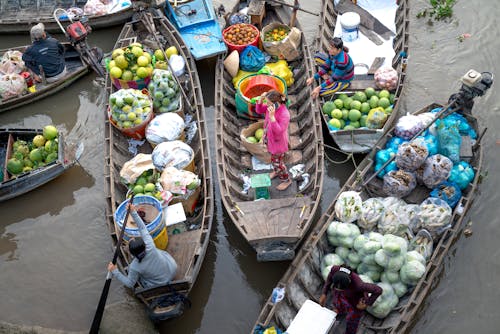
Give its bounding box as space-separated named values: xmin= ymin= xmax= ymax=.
xmin=223 ymin=24 xmax=260 ymax=53
xmin=243 ymin=75 xmax=280 ymax=99
xmin=340 ymin=12 xmax=360 ymax=42
xmin=114 ymin=195 xmax=168 ymax=250
xmin=235 ymin=73 xmax=287 ymax=120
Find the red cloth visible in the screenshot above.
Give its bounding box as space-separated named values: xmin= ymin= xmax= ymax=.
xmin=255 ymin=102 xmax=290 ymax=155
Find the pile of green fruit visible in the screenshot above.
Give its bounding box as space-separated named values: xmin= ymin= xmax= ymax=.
xmin=147 ymin=69 xmax=181 ymax=113
xmin=126 ymin=169 xmax=164 ymax=202
xmin=108 ymin=43 xmax=154 ymax=81
xmin=109 ymin=89 xmax=153 ymax=129
xmin=246 ymin=127 xmax=264 ymax=144
xmin=6 ymin=125 xmax=59 ymax=177
xmin=322 ymin=88 xmax=395 ymax=131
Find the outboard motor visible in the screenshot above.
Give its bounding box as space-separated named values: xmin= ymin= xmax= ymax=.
xmin=449 ymin=70 xmax=493 ymax=113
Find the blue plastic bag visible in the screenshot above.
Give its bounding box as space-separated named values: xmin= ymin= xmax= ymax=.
xmin=448 ymin=161 xmax=475 ymax=190
xmin=436 ymin=119 xmax=461 ymax=163
xmin=430 ymin=181 xmax=462 ymax=208
xmin=240 ymin=45 xmax=266 ymax=72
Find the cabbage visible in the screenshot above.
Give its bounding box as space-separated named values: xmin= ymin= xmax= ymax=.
xmin=375 ymin=249 xmax=390 ymax=267
xmin=335 ymin=246 xmax=350 ymax=260
xmin=382 ymin=234 xmax=408 ymax=255
xmin=405 ymin=250 xmax=426 ymax=265
xmin=338 ymin=236 xmax=356 ymax=249
xmin=353 ymin=234 xmax=369 ymax=251
xmin=367 ymin=231 xmax=384 ymax=243
xmin=328 ymin=235 xmax=340 ymax=247
xmin=322 ymin=265 xmax=333 ymax=281
xmin=322 ymin=253 xmax=344 ymax=268
xmin=347 ymin=252 xmax=361 ymax=265
xmin=336 ymin=223 xmax=352 ymax=238
xmin=387 ymin=254 xmax=405 ymax=272
xmin=358 ymin=274 xmax=374 ymax=284
xmin=367 ymin=282 xmax=399 ymax=319
xmin=400 ymin=260 xmax=426 ymax=285
xmin=392 ymin=281 xmax=408 ymax=298
xmin=363 ymin=240 xmax=382 ymax=254
xmin=362 ymin=254 xmax=377 ymax=266
xmin=381 ymin=271 xmax=400 ymax=284
xmin=327 ymin=220 xmax=341 ymax=236
xmin=334 ymin=191 xmax=363 ymax=223
xmin=363 ymin=270 xmax=381 ymax=282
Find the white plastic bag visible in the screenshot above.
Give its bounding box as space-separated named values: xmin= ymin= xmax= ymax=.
xmin=151 ymin=140 xmax=194 ymax=172
xmin=394 ymin=114 xmax=424 ymax=140
xmin=374 ymin=67 xmax=398 ymax=91
xmin=417 ymin=198 xmax=452 ymax=238
xmin=146 ymin=113 xmax=185 ymax=146
xmin=169 ymin=54 xmax=185 ymax=77
xmin=0 ymin=73 xmax=26 ymax=100
xmin=334 ymin=191 xmax=363 ymax=223
xmin=383 ymin=170 xmax=416 ymax=198
xmin=395 ymin=138 xmax=429 ymax=171
xmin=359 ymin=198 xmax=385 ymax=231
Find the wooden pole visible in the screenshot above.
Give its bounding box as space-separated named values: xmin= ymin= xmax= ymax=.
xmin=289 ymin=0 xmax=299 ymax=27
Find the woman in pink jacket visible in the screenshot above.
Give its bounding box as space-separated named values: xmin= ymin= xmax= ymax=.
xmin=255 ymin=90 xmax=291 ymax=191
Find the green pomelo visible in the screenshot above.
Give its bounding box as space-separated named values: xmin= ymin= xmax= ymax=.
xmin=341 ymin=109 xmax=349 ymax=121
xmin=133 ymin=185 xmax=144 ymax=195
xmin=33 ymin=135 xmax=46 ymax=148
xmin=322 ymin=101 xmax=336 ymax=115
xmin=350 ymin=100 xmax=362 ymax=111
xmin=7 ymin=158 xmax=23 ymax=175
xmin=348 ymin=109 xmax=362 ymax=122
xmin=255 ymin=128 xmax=264 ymax=140
xmin=136 ymin=176 xmax=148 ymax=186
xmin=379 ymin=89 xmax=390 ymax=99
xmin=246 ymin=136 xmax=258 ymax=143
xmin=350 ymin=121 xmax=361 ymax=128
xmin=333 ymin=98 xmax=344 ymax=109
xmin=378 ymin=97 xmax=391 ymax=109
xmin=338 ymin=93 xmax=349 ymax=101
xmin=353 ymin=91 xmax=367 ymax=103
xmin=144 ymin=183 xmax=156 ymax=193
xmin=45 ymin=152 xmax=58 ymax=164
xmin=328 ymin=118 xmax=342 ymax=129
xmin=360 ymin=115 xmax=368 ymax=127
xmin=29 ymin=148 xmax=43 ymax=162
xmin=369 ymin=96 xmax=379 ymax=109
xmin=43 ymin=125 xmax=58 ymax=140
xmin=365 ymin=87 xmax=376 ymax=98
xmin=330 ymin=108 xmax=343 ymax=119
xmin=360 ymin=102 xmax=371 ymax=113
xmin=343 ymin=97 xmax=353 ymax=109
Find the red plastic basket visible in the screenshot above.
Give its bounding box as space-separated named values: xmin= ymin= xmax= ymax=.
xmin=243 ymin=74 xmax=280 ymax=99
xmin=222 ymin=24 xmax=260 ymax=53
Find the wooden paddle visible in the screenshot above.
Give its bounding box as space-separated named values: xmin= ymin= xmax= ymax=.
xmin=89 ymin=194 xmax=135 ymax=334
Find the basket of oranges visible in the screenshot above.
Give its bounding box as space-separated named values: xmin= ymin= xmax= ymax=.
xmin=260 ymin=23 xmax=302 ymax=61
xmin=222 ymin=23 xmax=260 ymax=53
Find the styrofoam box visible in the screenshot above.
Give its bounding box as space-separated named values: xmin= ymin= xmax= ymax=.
xmin=285 ymin=299 xmax=337 ymax=334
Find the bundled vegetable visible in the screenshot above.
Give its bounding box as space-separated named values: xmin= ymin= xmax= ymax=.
xmin=383 ymin=169 xmax=417 ymax=198
xmin=417 ymin=197 xmax=452 ymax=238
xmin=326 ymin=220 xmax=361 ymax=249
xmin=148 ymin=69 xmax=181 ymax=113
xmin=367 ymin=282 xmax=399 ymax=319
xmin=334 ymin=191 xmax=363 ymax=223
xmin=420 ymin=154 xmax=453 ymax=188
xmin=409 ymin=229 xmax=433 ymax=260
xmin=108 ymin=88 xmax=153 ymax=130
xmin=359 ymin=198 xmax=385 ymax=231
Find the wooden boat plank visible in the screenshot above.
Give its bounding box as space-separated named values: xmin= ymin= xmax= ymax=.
xmin=167 ymin=229 xmax=202 ymax=280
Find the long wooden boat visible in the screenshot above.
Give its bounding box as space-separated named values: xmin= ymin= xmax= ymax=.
xmin=0 ymin=1 xmax=135 ymax=34
xmin=0 ymin=128 xmax=83 ymax=202
xmin=315 ymin=0 xmax=409 ymax=153
xmin=103 ymin=9 xmax=213 ymax=322
xmin=0 ymin=43 xmax=89 ymax=113
xmin=253 ymin=78 xmax=490 ymax=332
xmin=214 ymin=2 xmax=324 ymax=262
xmin=163 ymin=0 xmax=227 ymax=60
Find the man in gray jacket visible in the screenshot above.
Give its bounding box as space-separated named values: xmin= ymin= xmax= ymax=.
xmin=108 ymin=203 xmax=177 ymax=289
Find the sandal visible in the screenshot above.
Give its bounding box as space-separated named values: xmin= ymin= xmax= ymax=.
xmin=269 ymin=171 xmax=278 ymax=179
xmin=276 ymin=179 xmax=292 ymax=191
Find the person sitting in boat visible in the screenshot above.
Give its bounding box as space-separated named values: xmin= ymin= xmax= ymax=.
xmin=255 ymin=89 xmax=292 ymax=191
xmin=307 ymin=37 xmax=354 ymax=99
xmin=319 ymin=265 xmax=382 ymax=334
xmin=22 ymin=23 xmax=67 ymax=83
xmin=107 ymin=203 xmax=177 ymax=289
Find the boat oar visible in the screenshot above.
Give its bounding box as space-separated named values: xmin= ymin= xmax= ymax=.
xmin=265 ymin=0 xmax=319 ymax=17
xmin=89 ymin=194 xmax=135 ymax=334
xmin=362 ymin=98 xmax=460 ymax=187
xmin=139 ymin=9 xmax=195 ymax=114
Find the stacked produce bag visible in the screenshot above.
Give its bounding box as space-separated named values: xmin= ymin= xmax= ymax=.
xmin=147 ymin=69 xmax=181 ymax=114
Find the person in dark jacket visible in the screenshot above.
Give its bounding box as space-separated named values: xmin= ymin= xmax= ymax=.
xmin=319 ymin=265 xmax=383 ymax=334
xmin=307 ymin=37 xmax=354 ymax=98
xmin=22 ymin=23 xmax=66 ymax=83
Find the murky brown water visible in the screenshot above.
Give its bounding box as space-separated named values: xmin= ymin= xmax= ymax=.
xmin=1 ymin=0 xmax=499 ymax=333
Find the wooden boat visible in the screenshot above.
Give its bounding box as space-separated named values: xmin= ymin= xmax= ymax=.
xmin=0 ymin=128 xmax=83 ymax=202
xmin=214 ymin=1 xmax=324 ymax=262
xmin=163 ymin=0 xmax=227 ymax=60
xmin=0 ymin=0 xmax=135 ymax=34
xmin=103 ymin=9 xmax=213 ymax=322
xmin=315 ymin=0 xmax=409 ymax=153
xmin=253 ymin=76 xmax=491 ymax=332
xmin=0 ymin=43 xmax=89 ymax=113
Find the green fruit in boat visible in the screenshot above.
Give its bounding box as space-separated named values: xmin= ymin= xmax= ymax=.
xmin=131 ymin=46 xmax=144 ymax=58
xmin=109 ymin=66 xmax=122 ymax=79
xmin=360 ymin=102 xmax=371 ymax=114
xmin=123 ymin=95 xmax=135 ymax=105
xmin=328 ymin=118 xmax=341 ymax=129
xmin=45 ymin=152 xmax=58 ymax=163
xmin=23 ymin=166 xmax=33 ymax=173
xmin=144 ymin=183 xmax=156 ymax=193
xmin=23 ymin=158 xmax=33 ymax=168
xmin=121 ymin=70 xmax=134 ymax=81
xmin=154 ymin=192 xmax=163 ymax=201
xmin=154 ymin=49 xmax=165 ymax=61
xmin=144 ymin=192 xmax=154 ymax=197
xmin=379 ymin=89 xmax=390 ymax=99
xmin=343 ymin=97 xmax=353 ymax=109
xmin=348 ymin=109 xmax=362 ymax=122
xmin=7 ymin=158 xmax=23 ymax=175
xmin=29 ymin=148 xmax=43 ymax=162
xmin=344 ymin=125 xmax=356 ymax=130
xmin=341 ymin=109 xmax=349 ymax=121
xmin=350 ymin=121 xmax=361 ymax=128
xmin=365 ymin=87 xmax=376 ymax=98
xmin=13 ymin=140 xmax=27 ymax=152
xmin=133 ymin=185 xmax=144 ymax=195
xmin=16 ymin=144 xmax=30 ymax=157
xmin=360 ymin=115 xmax=368 ymax=127
xmin=45 ymin=140 xmax=58 ymax=153
xmin=255 ymin=128 xmax=264 ymax=141
xmin=33 ymin=135 xmax=46 ymax=148
xmin=246 ymin=136 xmax=258 ymax=143
xmin=43 ymin=125 xmax=58 ymax=140
xmin=338 ymin=93 xmax=349 ymax=101
xmin=350 ymin=100 xmax=362 ymax=111
xmin=389 ymin=93 xmax=395 ymax=104
xmin=353 ymin=91 xmax=367 ymax=103
xmin=333 ymin=99 xmax=344 ymax=109
xmin=165 ymin=46 xmax=178 ymax=60
xmin=330 ymin=108 xmax=343 ymax=119
xmin=369 ymin=96 xmax=379 ymax=109
xmin=385 ymin=106 xmax=393 ymax=114
xmin=378 ymin=97 xmax=391 ymax=109
xmin=322 ymin=101 xmax=336 ymax=115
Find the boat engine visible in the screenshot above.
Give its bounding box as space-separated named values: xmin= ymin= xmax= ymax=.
xmin=66 ymin=16 xmax=91 ymax=43
xmin=449 ymin=70 xmax=493 ymax=113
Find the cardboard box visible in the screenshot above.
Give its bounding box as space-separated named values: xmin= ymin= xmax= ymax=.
xmin=164 ymin=202 xmax=187 ymax=235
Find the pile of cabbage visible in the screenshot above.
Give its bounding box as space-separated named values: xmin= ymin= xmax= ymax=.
xmin=374 ymin=108 xmax=476 ymax=208
xmin=320 ymin=191 xmax=446 ymax=319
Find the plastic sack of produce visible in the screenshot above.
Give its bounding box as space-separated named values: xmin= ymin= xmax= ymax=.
xmin=0 ymin=50 xmax=25 ymax=74
xmin=146 ymin=113 xmax=185 ymax=146
xmin=420 ymin=154 xmax=453 ymax=189
xmin=151 ymin=140 xmax=194 ymax=172
xmin=377 ymin=206 xmax=411 ymax=237
xmin=417 ymin=134 xmax=438 ymax=156
xmin=400 ymin=204 xmax=420 ymax=233
xmin=436 ymin=119 xmax=461 ymax=163
xmin=149 ymin=69 xmax=181 ymax=113
xmin=239 ymin=45 xmax=265 ymax=72
xmin=326 ymin=220 xmax=360 ymax=248
xmin=383 ymin=170 xmax=416 ymax=198
xmin=399 ymin=260 xmax=426 ymax=286
xmin=367 ymin=282 xmax=399 ymax=319
xmin=160 ymin=166 xmax=200 ymax=196
xmin=119 ymin=153 xmax=155 ymax=185
xmin=334 ymin=191 xmax=363 ymax=223
xmin=448 ymin=161 xmax=475 ymax=190
xmin=366 ymin=107 xmax=388 ymax=129
xmin=417 ymin=197 xmax=452 ymax=238
xmin=430 ymin=181 xmax=462 ymax=208
xmin=386 ymin=137 xmax=407 ymax=151
xmin=374 ymin=67 xmax=398 ymax=91
xmin=266 ymin=60 xmax=294 ymax=87
xmin=409 ymin=229 xmax=433 ymax=260
xmin=108 ymin=88 xmax=153 ymax=130
xmin=395 ymin=138 xmax=428 ymax=171
xmin=0 ymin=73 xmax=26 ymax=100
xmin=84 ymin=0 xmax=107 ymax=15
xmin=394 ymin=114 xmax=424 ymax=140
xmin=382 ymin=197 xmax=407 ymax=211
xmin=359 ymin=198 xmax=385 ymax=231
xmin=444 ymin=112 xmax=477 ymax=138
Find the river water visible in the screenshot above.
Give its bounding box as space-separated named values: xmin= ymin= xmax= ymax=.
xmin=0 ymin=0 xmax=499 ymax=333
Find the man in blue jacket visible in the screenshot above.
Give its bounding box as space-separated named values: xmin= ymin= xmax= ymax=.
xmin=22 ymin=23 xmax=66 ymax=83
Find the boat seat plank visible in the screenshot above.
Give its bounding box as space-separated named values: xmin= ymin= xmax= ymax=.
xmin=235 ymin=196 xmax=312 ymax=241
xmin=166 ymin=229 xmax=202 ymax=281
